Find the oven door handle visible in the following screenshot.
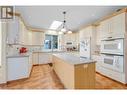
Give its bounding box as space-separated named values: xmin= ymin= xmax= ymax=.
xmin=114 ymin=57 xmax=119 ymax=67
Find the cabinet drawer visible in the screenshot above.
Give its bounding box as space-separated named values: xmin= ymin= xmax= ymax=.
xmin=100 ymin=67 xmax=122 ymax=82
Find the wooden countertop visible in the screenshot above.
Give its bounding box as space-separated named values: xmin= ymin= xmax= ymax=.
xmin=53 ymin=53 xmax=96 ymax=65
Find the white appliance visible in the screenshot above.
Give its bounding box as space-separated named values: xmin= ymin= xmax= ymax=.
xmin=101 ymin=54 xmax=124 ymax=73
xmin=80 ymin=37 xmax=91 ymax=59
xmin=101 ymin=39 xmax=124 ymax=55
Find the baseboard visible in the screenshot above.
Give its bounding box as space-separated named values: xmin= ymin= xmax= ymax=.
xmin=96 ymin=71 xmax=127 ymax=85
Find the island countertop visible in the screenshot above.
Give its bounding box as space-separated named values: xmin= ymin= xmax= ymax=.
xmin=53 ymin=53 xmax=96 ymax=65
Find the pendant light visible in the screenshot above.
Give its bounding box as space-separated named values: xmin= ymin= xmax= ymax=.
xmin=59 ymin=11 xmax=72 ymax=34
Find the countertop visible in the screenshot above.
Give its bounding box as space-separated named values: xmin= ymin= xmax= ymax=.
xmin=6 ymin=54 xmax=30 ymax=58
xmin=53 ymin=53 xmax=96 ymax=65
xmin=33 ymin=50 xmax=79 ymax=54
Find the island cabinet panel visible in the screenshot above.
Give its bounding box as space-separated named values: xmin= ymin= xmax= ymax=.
xmin=74 ymin=63 xmax=95 ymax=89
xmin=53 ymin=56 xmax=75 ymax=89
xmin=52 ymin=55 xmax=95 ymax=89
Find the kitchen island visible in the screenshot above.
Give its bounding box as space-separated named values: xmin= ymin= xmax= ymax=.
xmin=52 ymin=53 xmax=96 ymax=89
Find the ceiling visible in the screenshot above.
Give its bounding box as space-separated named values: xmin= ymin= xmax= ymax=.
xmin=15 ymin=6 xmax=126 ymax=32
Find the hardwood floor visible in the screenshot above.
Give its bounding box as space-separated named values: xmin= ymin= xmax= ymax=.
xmin=0 ymin=64 xmax=127 ymax=89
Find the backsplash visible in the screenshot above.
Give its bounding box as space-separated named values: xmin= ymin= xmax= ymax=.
xmin=6 ymin=45 xmax=43 ymax=56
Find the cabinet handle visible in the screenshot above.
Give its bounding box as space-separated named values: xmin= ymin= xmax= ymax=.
xmin=83 ymin=64 xmax=88 ymax=68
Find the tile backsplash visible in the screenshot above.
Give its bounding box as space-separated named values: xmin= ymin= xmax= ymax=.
xmin=6 ymin=45 xmax=43 ymax=56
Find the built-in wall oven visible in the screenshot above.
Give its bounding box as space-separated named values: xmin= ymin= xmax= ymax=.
xmin=101 ymin=54 xmax=124 ymax=73
xmin=100 ymin=38 xmax=124 ymax=73
xmin=101 ymin=38 xmax=124 ymax=55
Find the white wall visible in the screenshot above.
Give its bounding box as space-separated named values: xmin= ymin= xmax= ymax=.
xmin=0 ymin=22 xmax=7 ymax=83
xmin=0 ymin=21 xmax=1 ymax=66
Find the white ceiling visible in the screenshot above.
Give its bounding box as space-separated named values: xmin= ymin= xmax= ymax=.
xmin=15 ymin=6 xmax=126 ymax=31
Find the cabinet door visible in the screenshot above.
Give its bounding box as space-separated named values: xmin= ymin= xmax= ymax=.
xmin=79 ymin=26 xmax=92 ymax=41
xmin=32 ymin=32 xmax=44 ymax=45
xmin=112 ymin=13 xmax=125 ymax=38
xmin=7 ymin=57 xmax=29 ymax=81
xmin=26 ymin=30 xmax=33 ymax=45
xmin=39 ymin=53 xmax=52 ymax=64
xmin=96 ymin=25 xmax=101 ymax=45
xmin=32 ymin=53 xmax=39 ymax=65
xmin=100 ymin=19 xmax=110 ymax=39
xmin=7 ymin=17 xmax=20 ymax=44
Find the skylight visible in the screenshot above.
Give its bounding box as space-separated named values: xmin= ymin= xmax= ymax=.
xmin=49 ymin=21 xmax=63 ymax=30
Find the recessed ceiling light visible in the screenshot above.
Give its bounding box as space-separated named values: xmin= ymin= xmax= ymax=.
xmin=49 ymin=20 xmax=63 ymax=30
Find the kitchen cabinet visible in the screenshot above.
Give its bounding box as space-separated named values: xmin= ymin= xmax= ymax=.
xmin=112 ymin=13 xmax=125 ymax=38
xmin=32 ymin=53 xmax=39 ymax=65
xmin=100 ymin=13 xmax=126 ymax=40
xmin=39 ymin=53 xmax=52 ymax=64
xmin=96 ymin=25 xmax=102 ymax=45
xmin=7 ymin=17 xmax=21 ymax=44
xmin=32 ymin=52 xmax=52 ymax=65
xmin=99 ymin=66 xmax=125 ymax=84
xmin=64 ymin=33 xmax=79 ymax=45
xmin=92 ymin=55 xmax=102 ymax=72
xmin=32 ymin=32 xmax=44 ymax=45
xmin=7 ymin=57 xmax=30 ymax=81
xmin=7 ymin=16 xmax=33 ymax=45
xmin=28 ymin=54 xmax=33 ymax=75
xmin=52 ymin=54 xmax=95 ymax=89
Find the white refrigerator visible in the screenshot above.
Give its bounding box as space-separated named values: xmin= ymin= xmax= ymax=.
xmin=80 ymin=37 xmax=91 ymax=59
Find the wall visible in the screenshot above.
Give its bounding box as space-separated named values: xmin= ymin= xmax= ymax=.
xmin=0 ymin=21 xmax=1 ymax=67
xmin=0 ymin=22 xmax=7 ymax=83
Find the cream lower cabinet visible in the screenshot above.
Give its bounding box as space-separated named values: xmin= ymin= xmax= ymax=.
xmin=92 ymin=55 xmax=102 ymax=72
xmin=39 ymin=53 xmax=52 ymax=64
xmin=32 ymin=53 xmax=39 ymax=65
xmin=32 ymin=52 xmax=52 ymax=65
xmin=7 ymin=57 xmax=30 ymax=81
xmin=99 ymin=66 xmax=126 ymax=84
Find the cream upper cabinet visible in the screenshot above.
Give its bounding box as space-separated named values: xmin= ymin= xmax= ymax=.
xmin=112 ymin=13 xmax=125 ymax=38
xmin=7 ymin=16 xmax=33 ymax=45
xmin=79 ymin=26 xmax=96 ymax=40
xmin=100 ymin=18 xmax=112 ymax=39
xmin=32 ymin=32 xmax=44 ymax=46
xmin=100 ymin=13 xmax=126 ymax=40
xmin=96 ymin=25 xmax=101 ymax=45
xmin=79 ymin=26 xmax=94 ymax=41
xmin=63 ymin=33 xmax=78 ymax=45
xmin=7 ymin=17 xmax=21 ymax=44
